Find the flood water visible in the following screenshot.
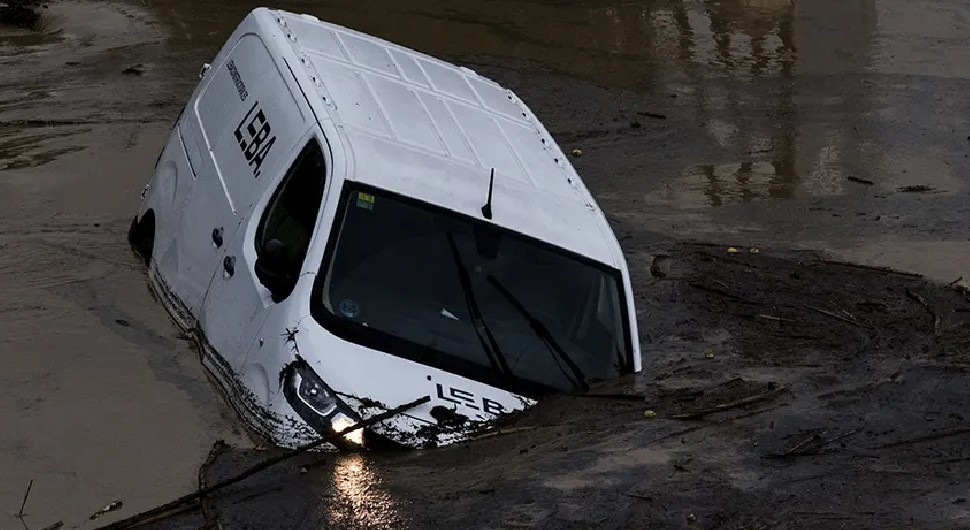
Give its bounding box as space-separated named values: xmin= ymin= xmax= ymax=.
xmin=3 ymin=0 xmax=970 ymax=528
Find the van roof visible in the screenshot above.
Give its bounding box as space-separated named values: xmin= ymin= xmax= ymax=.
xmin=259 ymin=8 xmax=622 ymax=267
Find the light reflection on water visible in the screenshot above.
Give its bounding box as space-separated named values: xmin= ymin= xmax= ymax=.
xmin=326 ymin=453 xmax=406 ymax=530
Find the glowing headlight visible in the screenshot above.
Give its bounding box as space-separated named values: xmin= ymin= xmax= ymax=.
xmin=331 ymin=413 xmax=364 ymax=446
xmin=295 ymin=372 xmax=338 ymax=417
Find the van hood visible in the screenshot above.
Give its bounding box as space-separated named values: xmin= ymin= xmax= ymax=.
xmin=294 ymin=320 xmax=535 ymax=448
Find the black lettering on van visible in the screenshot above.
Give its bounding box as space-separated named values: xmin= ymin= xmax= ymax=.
xmin=234 ymin=101 xmax=277 ymax=178
xmin=451 ymin=388 xmax=479 ymax=410
xmin=226 ymin=60 xmax=248 ymax=101
xmin=435 ymin=383 xmax=460 ymax=406
xmin=434 ymin=380 xmax=509 ymax=415
xmin=482 ymin=398 xmax=506 ymax=416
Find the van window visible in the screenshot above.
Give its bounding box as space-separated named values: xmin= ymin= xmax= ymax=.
xmin=254 ymin=139 xmax=326 ymax=298
xmin=310 ymin=183 xmax=633 ymax=396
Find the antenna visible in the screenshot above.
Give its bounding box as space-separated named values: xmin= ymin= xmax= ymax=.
xmin=481 ymin=168 xmax=494 ymax=220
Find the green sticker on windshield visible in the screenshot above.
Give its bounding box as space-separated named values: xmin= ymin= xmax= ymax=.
xmin=356 ymin=192 xmax=375 ymax=210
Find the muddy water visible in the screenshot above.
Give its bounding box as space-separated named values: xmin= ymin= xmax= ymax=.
xmin=2 ymin=0 xmax=970 ymax=528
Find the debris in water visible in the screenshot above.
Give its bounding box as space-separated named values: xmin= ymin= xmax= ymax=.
xmin=951 ymin=277 xmax=970 ymax=296
xmin=637 ymin=110 xmax=668 ymax=120
xmin=727 ymin=247 xmax=739 ymax=254
xmin=897 ymin=184 xmax=935 ymax=193
xmin=749 ymin=247 xmax=760 ymax=254
xmin=847 ymin=175 xmax=875 ymax=185
xmin=40 ymin=522 xmax=63 ymax=530
xmin=16 ymin=478 xmax=32 ymax=520
xmin=643 ymin=410 xmax=657 ymax=419
xmin=705 ymin=352 xmax=715 ymax=359
xmin=671 ymin=379 xmax=778 ymax=419
xmin=122 ymin=65 xmax=143 ymax=76
xmin=650 ymin=254 xmax=670 ymax=278
xmin=571 ymin=148 xmax=583 ymax=157
xmin=90 ymin=500 xmax=123 ymax=520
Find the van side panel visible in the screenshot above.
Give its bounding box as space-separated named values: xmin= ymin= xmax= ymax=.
xmin=134 ymin=125 xmax=215 ymax=326
xmin=188 ymin=33 xmax=306 ymax=215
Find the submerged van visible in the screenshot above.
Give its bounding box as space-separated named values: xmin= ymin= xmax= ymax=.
xmin=128 ymin=7 xmax=641 ymax=449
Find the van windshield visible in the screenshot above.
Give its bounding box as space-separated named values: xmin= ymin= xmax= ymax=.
xmin=312 ymin=184 xmax=632 ymax=396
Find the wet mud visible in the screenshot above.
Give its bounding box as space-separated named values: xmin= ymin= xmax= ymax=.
xmin=3 ymin=0 xmax=970 ymax=528
xmin=152 ymin=239 xmax=970 ymax=529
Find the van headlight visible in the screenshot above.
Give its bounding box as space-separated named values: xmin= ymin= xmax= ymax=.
xmin=294 ymin=371 xmax=338 ymax=417
xmin=282 ymin=362 xmax=364 ymax=447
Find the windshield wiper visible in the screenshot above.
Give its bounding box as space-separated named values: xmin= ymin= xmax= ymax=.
xmin=444 ymin=232 xmax=515 ymax=388
xmin=486 ymin=275 xmax=589 ymax=391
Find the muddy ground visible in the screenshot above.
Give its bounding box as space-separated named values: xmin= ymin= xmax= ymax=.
xmin=153 ymin=240 xmax=970 ymax=530
xmin=2 ymin=0 xmax=970 ymax=529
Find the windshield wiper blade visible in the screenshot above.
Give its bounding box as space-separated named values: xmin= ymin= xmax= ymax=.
xmin=445 ymin=232 xmax=515 ymax=387
xmin=486 ymin=275 xmax=589 ymax=391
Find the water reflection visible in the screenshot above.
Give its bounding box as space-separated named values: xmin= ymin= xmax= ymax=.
xmin=649 ymin=0 xmax=878 ymax=207
xmin=326 ymin=453 xmax=404 ymax=529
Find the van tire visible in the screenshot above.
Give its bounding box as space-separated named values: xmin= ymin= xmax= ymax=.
xmin=128 ymin=209 xmax=155 ymax=267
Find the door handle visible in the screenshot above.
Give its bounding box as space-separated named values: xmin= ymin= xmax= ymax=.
xmin=223 ymin=256 xmax=235 ymax=277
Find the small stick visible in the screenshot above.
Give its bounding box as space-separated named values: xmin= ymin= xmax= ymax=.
xmin=671 ymin=392 xmax=773 ymax=419
xmin=847 ymin=176 xmax=875 ymax=185
xmin=16 ymin=479 xmax=33 ymax=519
xmin=948 ymin=276 xmax=964 ymax=287
xmin=472 ymin=426 xmax=540 ymax=440
xmin=96 ymin=395 xmax=430 ymax=530
xmin=40 ymin=522 xmax=64 ymax=530
xmin=625 ymin=491 xmax=654 ymax=501
xmin=756 ymin=314 xmax=798 ymax=323
xmin=579 ymin=392 xmax=647 ymax=401
xmin=785 ymin=432 xmax=825 ymax=455
xmin=879 ymin=427 xmax=970 ymax=449
xmin=906 ymin=289 xmax=942 ymax=337
xmin=805 ymin=305 xmax=869 ymax=329
xmin=814 ymin=260 xmax=922 ymax=278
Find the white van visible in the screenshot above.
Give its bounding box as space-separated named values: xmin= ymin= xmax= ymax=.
xmin=128 ymin=7 xmax=641 ymax=449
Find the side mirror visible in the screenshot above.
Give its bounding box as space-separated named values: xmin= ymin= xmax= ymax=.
xmin=255 ymin=238 xmax=293 ymax=302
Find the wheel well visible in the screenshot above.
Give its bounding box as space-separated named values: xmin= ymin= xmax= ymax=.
xmin=128 ymin=209 xmax=156 ymax=267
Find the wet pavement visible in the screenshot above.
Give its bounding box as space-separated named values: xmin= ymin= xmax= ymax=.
xmin=2 ymin=0 xmax=970 ymax=528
